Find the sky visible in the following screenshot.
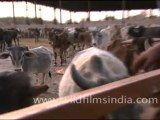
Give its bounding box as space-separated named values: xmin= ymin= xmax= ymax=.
xmin=0 ymin=1 xmax=160 ymax=23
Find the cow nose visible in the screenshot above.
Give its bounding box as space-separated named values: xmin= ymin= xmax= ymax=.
xmin=93 ymin=43 xmax=97 ymax=46
xmin=15 ymin=69 xmax=22 ymax=72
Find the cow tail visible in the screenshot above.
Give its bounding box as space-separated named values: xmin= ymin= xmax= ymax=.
xmin=48 ymin=71 xmax=52 ymax=79
xmin=132 ymin=53 xmax=147 ymax=74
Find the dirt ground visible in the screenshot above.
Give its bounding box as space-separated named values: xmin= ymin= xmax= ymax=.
xmin=0 ymin=38 xmax=73 ymax=101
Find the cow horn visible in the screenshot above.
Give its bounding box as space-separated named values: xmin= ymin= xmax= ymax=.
xmin=70 ymin=64 xmax=101 ymax=90
xmin=144 ymin=38 xmax=152 ymax=50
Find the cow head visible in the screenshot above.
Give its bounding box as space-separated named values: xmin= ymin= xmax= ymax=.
xmin=128 ymin=26 xmax=145 ymax=37
xmin=0 ymin=46 xmax=36 ymax=71
xmin=91 ymin=30 xmax=102 ymax=46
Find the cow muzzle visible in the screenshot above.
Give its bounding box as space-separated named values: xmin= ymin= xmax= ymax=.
xmin=93 ymin=43 xmax=97 ymax=46
xmin=15 ymin=68 xmax=22 ymax=72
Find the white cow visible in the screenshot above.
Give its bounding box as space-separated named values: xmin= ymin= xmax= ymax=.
xmin=59 ymin=47 xmax=128 ymax=97
xmin=59 ymin=47 xmax=149 ymax=119
xmin=0 ymin=46 xmax=53 ymax=84
xmin=91 ymin=25 xmax=122 ymax=50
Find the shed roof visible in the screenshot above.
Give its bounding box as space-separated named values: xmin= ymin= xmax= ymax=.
xmin=1 ymin=0 xmax=159 ymax=11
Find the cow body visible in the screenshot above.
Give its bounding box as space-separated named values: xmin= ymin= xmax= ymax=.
xmin=59 ymin=47 xmax=128 ymax=97
xmin=128 ymin=26 xmax=160 ymax=38
xmin=107 ymin=39 xmax=135 ymax=75
xmin=132 ymin=37 xmax=153 ymax=54
xmin=49 ymin=29 xmax=72 ymax=66
xmin=0 ymin=71 xmax=48 ymax=114
xmin=59 ymin=47 xmax=152 ymax=119
xmin=91 ymin=25 xmax=122 ymax=50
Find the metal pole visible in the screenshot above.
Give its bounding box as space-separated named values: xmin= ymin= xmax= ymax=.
xmin=70 ymin=11 xmax=72 ymax=23
xmin=149 ymin=9 xmax=152 ymax=17
xmin=156 ymin=0 xmax=160 ymax=17
xmin=54 ymin=7 xmax=56 ymax=20
xmin=59 ymin=0 xmax=62 ymax=24
xmin=39 ymin=6 xmax=41 ymax=18
xmin=26 ymin=1 xmax=28 ymax=18
xmin=34 ymin=0 xmax=37 ymax=24
xmin=25 ymin=1 xmax=29 ymax=24
xmin=87 ymin=0 xmax=90 ymax=21
xmin=127 ymin=10 xmax=129 ymax=18
xmin=121 ymin=0 xmax=126 ymax=26
xmin=12 ymin=1 xmax=16 ymax=24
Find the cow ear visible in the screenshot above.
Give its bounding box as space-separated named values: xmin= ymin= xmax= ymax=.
xmin=0 ymin=52 xmax=10 ymax=59
xmin=24 ymin=51 xmax=36 ymax=58
xmin=30 ymin=85 xmax=49 ymax=97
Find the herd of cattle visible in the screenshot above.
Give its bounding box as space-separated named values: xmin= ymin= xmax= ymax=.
xmin=0 ymin=24 xmax=160 ymax=119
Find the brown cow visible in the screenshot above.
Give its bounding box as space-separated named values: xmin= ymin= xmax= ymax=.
xmin=77 ymin=31 xmax=92 ymax=50
xmin=107 ymin=39 xmax=135 ymax=75
xmin=49 ymin=29 xmax=72 ymax=66
xmin=75 ymin=28 xmax=92 ymax=50
xmin=0 ymin=71 xmax=49 ymax=114
xmin=133 ymin=43 xmax=160 ymax=73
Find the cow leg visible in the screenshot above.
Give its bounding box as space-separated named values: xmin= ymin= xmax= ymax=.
xmin=63 ymin=51 xmax=67 ymax=63
xmin=35 ymin=73 xmax=39 ymax=84
xmin=2 ymin=42 xmax=5 ymax=52
xmin=54 ymin=52 xmax=57 ymax=66
xmin=35 ymin=36 xmax=37 ymax=43
xmin=0 ymin=42 xmax=2 ymax=52
xmin=60 ymin=52 xmax=63 ymax=66
xmin=41 ymin=73 xmax=46 ymax=85
xmin=17 ymin=38 xmax=20 ymax=46
xmin=14 ymin=38 xmax=17 ymax=46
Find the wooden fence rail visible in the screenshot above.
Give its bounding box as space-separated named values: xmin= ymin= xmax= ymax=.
xmin=0 ymin=69 xmax=160 ymax=119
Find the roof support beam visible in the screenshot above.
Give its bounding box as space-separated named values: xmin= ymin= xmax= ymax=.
xmin=25 ymin=1 xmax=29 ymax=24
xmin=34 ymin=0 xmax=37 ymax=24
xmin=59 ymin=0 xmax=62 ymax=24
xmin=54 ymin=7 xmax=56 ymax=20
xmin=70 ymin=11 xmax=72 ymax=23
xmin=87 ymin=0 xmax=90 ymax=21
xmin=121 ymin=0 xmax=126 ymax=26
xmin=12 ymin=0 xmax=16 ymax=24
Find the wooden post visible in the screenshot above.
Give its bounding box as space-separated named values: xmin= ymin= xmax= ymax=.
xmin=59 ymin=0 xmax=62 ymax=24
xmin=12 ymin=1 xmax=16 ymax=24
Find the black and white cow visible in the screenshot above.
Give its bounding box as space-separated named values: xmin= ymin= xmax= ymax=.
xmin=128 ymin=26 xmax=160 ymax=38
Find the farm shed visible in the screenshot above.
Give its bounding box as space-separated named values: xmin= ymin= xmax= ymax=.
xmin=1 ymin=0 xmax=160 ymax=23
xmin=0 ymin=0 xmax=160 ymax=119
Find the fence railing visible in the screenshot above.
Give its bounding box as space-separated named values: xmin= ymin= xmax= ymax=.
xmin=0 ymin=69 xmax=160 ymax=119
